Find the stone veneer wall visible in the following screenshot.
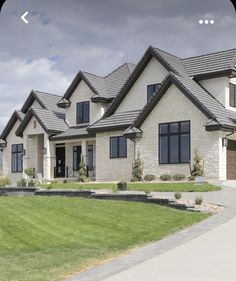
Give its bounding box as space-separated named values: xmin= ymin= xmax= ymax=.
xmin=135 ymin=84 xmax=225 ymax=180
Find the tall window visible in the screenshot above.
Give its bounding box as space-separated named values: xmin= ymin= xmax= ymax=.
xmin=110 ymin=136 xmax=127 ymax=158
xmin=159 ymin=121 xmax=190 ymax=164
xmin=12 ymin=144 xmax=23 ymax=173
xmin=73 ymin=146 xmax=81 ymax=171
xmin=229 ymin=83 xmax=236 ymax=108
xmin=76 ymin=101 xmax=90 ymax=124
xmin=147 ymin=83 xmax=162 ymax=102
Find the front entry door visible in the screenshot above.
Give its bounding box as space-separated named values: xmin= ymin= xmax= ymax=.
xmin=56 ymin=147 xmax=65 ymax=177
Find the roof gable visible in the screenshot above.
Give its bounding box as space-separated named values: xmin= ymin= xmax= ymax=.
xmin=131 ymin=73 xmax=236 ymax=130
xmin=21 ymin=90 xmax=64 ymax=114
xmin=0 ymin=110 xmax=25 ymax=141
xmin=16 ymin=108 xmax=68 ymax=137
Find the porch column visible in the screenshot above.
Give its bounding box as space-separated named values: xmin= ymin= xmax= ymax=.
xmin=22 ymin=135 xmax=28 ymax=178
xmin=81 ymin=140 xmax=87 ymax=163
xmin=43 ymin=134 xmax=54 ymax=179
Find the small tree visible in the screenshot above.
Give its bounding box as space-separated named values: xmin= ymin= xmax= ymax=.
xmin=131 ymin=153 xmax=143 ymax=182
xmin=78 ymin=155 xmax=87 ymax=182
xmin=191 ymin=150 xmax=204 ymax=178
xmin=24 ymin=168 xmax=35 ymax=179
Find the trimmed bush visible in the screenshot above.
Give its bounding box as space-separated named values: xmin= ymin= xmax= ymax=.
xmin=0 ymin=177 xmax=11 ymax=187
xmin=173 ymin=174 xmax=186 ymax=181
xmin=144 ymin=174 xmax=156 ymax=182
xmin=24 ymin=168 xmax=35 ymax=178
xmin=174 ymin=192 xmax=182 ymax=200
xmin=131 ymin=153 xmax=143 ymax=182
xmin=195 ymin=196 xmax=203 ymax=205
xmin=17 ymin=178 xmax=27 ymax=187
xmin=78 ymin=156 xmax=88 ymax=182
xmin=160 ymin=174 xmax=172 ymax=181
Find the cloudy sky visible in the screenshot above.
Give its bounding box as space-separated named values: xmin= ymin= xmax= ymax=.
xmin=0 ymin=0 xmax=235 ymax=131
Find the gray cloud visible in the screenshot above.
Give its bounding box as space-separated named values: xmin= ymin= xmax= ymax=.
xmin=0 ymin=0 xmax=235 ymax=132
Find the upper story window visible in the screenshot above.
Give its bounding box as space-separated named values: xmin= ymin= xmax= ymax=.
xmin=110 ymin=136 xmax=127 ymax=158
xmin=229 ymin=83 xmax=236 ymax=108
xmin=12 ymin=144 xmax=23 ymax=173
xmin=159 ymin=121 xmax=190 ymax=164
xmin=147 ymin=83 xmax=162 ymax=102
xmin=76 ymin=101 xmax=90 ymax=124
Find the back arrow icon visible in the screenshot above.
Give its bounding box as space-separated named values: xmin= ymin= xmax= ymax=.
xmin=21 ymin=11 xmax=29 ymax=24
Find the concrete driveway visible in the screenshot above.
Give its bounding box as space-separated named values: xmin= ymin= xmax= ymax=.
xmin=102 ymin=215 xmax=236 ymax=281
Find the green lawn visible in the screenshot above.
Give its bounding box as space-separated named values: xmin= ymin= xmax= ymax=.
xmin=42 ymin=182 xmax=221 ymax=192
xmin=0 ymin=197 xmax=208 ymax=281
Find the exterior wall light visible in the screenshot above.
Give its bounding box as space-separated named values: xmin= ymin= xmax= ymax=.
xmin=222 ymin=138 xmax=228 ymax=147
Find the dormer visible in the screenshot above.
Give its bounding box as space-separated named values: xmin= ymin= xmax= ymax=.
xmin=58 ymin=63 xmax=136 ymax=127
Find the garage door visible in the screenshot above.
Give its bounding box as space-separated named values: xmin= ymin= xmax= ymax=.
xmin=227 ymin=140 xmax=236 ymax=180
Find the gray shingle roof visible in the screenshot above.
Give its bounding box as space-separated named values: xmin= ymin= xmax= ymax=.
xmin=88 ymin=110 xmax=141 ymax=132
xmin=130 ymin=73 xmax=236 ymax=130
xmin=0 ymin=110 xmax=24 ymax=140
xmin=51 ymin=127 xmax=95 ymax=140
xmin=83 ymin=63 xmax=136 ymax=100
xmin=16 ymin=108 xmax=68 ymax=137
xmin=182 ymin=48 xmax=236 ymax=77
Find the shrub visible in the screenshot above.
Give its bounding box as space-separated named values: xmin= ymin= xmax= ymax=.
xmin=174 ymin=192 xmax=182 ymax=200
xmin=173 ymin=174 xmax=186 ymax=181
xmin=78 ymin=156 xmax=88 ymax=182
xmin=195 ymin=196 xmax=203 ymax=205
xmin=190 ymin=150 xmax=204 ymax=178
xmin=28 ymin=180 xmax=35 ymax=187
xmin=144 ymin=174 xmax=156 ymax=182
xmin=117 ymin=181 xmax=127 ymax=191
xmin=131 ymin=153 xmax=143 ymax=182
xmin=160 ymin=174 xmax=172 ymax=181
xmin=24 ymin=168 xmax=35 ymax=178
xmin=0 ymin=177 xmax=11 ymax=187
xmin=46 ymin=184 xmax=53 ymax=190
xmin=63 ymin=179 xmax=68 ymax=184
xmin=16 ymin=178 xmax=26 ymax=187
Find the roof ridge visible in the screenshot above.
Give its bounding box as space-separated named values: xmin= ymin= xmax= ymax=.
xmin=154 ymin=47 xmax=182 ymax=59
xmin=182 ymin=48 xmax=236 ymax=61
xmin=82 ymin=71 xmax=104 ymax=79
xmin=34 ymin=90 xmax=62 ymax=98
xmin=105 ymin=62 xmax=135 ymax=79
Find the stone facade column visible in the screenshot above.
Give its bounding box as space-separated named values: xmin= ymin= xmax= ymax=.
xmin=81 ymin=140 xmax=87 ymax=164
xmin=43 ymin=134 xmax=53 ymax=179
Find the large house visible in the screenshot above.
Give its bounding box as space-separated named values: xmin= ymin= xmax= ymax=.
xmin=1 ymin=46 xmax=236 ymax=183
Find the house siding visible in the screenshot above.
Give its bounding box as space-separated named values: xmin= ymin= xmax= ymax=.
xmin=135 ymin=84 xmax=226 ymax=180
xmin=65 ymin=80 xmax=108 ymax=126
xmin=116 ymin=57 xmax=168 ymax=113
xmin=2 ymin=120 xmax=23 ymax=183
xmin=96 ymin=131 xmax=134 ymax=181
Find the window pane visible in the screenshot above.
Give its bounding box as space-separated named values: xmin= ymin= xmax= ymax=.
xmin=170 ymin=123 xmax=179 ymax=134
xmin=181 ymin=121 xmax=190 ymax=133
xmin=160 ymin=124 xmax=168 ymax=135
xmin=160 ymin=136 xmax=168 ymax=164
xmin=181 ymin=134 xmax=190 ymax=163
xmin=110 ymin=138 xmax=118 ymax=158
xmin=83 ymin=102 xmax=90 ymax=123
xmin=230 ymin=84 xmax=236 ymax=108
xmin=77 ymin=103 xmax=83 ymax=123
xmin=17 ymin=154 xmax=23 ymax=172
xmin=119 ymin=137 xmax=127 ymax=157
xmin=12 ymin=145 xmax=17 ymax=152
xmin=170 ymin=135 xmax=179 ymax=163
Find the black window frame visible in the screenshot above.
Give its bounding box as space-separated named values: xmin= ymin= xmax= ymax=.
xmin=11 ymin=144 xmax=23 ymax=173
xmin=159 ymin=121 xmax=190 ymax=164
xmin=73 ymin=146 xmax=82 ymax=171
xmin=110 ymin=136 xmax=127 ymax=159
xmin=147 ymin=83 xmax=162 ymax=102
xmin=76 ymin=101 xmax=90 ymax=124
xmin=229 ymin=83 xmax=236 ymax=108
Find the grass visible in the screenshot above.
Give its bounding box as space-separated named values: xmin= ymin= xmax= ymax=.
xmin=42 ymin=182 xmax=221 ymax=192
xmin=0 ymin=197 xmax=208 ymax=281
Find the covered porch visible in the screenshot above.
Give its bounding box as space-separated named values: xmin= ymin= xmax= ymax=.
xmin=50 ymin=127 xmax=96 ymax=180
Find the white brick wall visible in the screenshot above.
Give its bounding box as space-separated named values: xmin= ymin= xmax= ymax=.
xmin=135 ymin=84 xmax=226 ymax=180
xmin=65 ymin=80 xmax=108 ymax=126
xmin=116 ymin=58 xmax=168 ymax=113
xmin=96 ymin=131 xmax=134 ymax=181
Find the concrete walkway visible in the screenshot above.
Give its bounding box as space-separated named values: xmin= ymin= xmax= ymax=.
xmin=66 ymin=184 xmax=236 ymax=281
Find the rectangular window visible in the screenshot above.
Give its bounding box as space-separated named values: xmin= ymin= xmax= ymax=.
xmin=110 ymin=136 xmax=127 ymax=158
xmin=73 ymin=146 xmax=81 ymax=171
xmin=76 ymin=101 xmax=90 ymax=124
xmin=147 ymin=83 xmax=162 ymax=102
xmin=159 ymin=121 xmax=190 ymax=164
xmin=12 ymin=144 xmax=23 ymax=173
xmin=229 ymin=83 xmax=236 ymax=108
